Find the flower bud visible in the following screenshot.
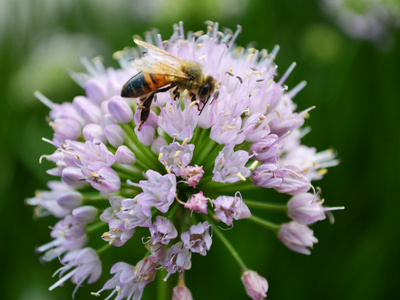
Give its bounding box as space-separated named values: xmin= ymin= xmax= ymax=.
xmin=85 ymin=78 xmax=107 ymax=104
xmin=172 ymin=285 xmax=193 ymax=300
xmin=108 ymin=96 xmax=133 ymax=123
xmin=241 ymin=270 xmax=268 ymax=300
xmin=72 ymin=205 xmax=98 ymax=224
xmin=61 ymin=167 xmax=87 ymax=187
xmin=277 ymin=221 xmax=318 ymax=255
xmin=56 ymin=191 xmax=83 ymax=210
xmin=115 ymin=145 xmax=136 ymax=164
xmin=82 ymin=123 xmax=107 ymax=143
xmin=104 ymin=124 xmax=125 ymax=147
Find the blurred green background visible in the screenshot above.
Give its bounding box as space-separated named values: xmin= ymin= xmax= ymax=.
xmin=1 ymin=0 xmax=399 ymax=299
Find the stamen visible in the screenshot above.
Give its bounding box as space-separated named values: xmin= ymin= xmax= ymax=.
xmin=174 ymin=150 xmax=181 ymax=157
xmin=171 ymin=133 xmax=179 ymax=138
xmin=248 ymin=90 xmax=254 ymax=97
xmin=227 ymin=125 xmax=237 ymax=130
xmin=318 ymin=168 xmax=328 ymax=175
xmin=91 ymin=172 xmax=99 ymax=178
xmin=182 ymin=137 xmax=189 ymax=146
xmin=249 ymin=160 xmax=259 ymax=170
xmin=237 ymin=172 xmax=247 ymax=181
xmin=198 ymin=55 xmax=206 ymax=60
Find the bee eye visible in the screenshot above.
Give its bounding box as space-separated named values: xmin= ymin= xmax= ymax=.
xmin=188 ymin=75 xmax=195 ymax=81
xmin=198 ymin=83 xmax=211 ymax=100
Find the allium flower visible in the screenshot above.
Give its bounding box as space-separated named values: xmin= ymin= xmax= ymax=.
xmin=277 ymin=221 xmax=318 ymax=255
xmin=241 ymin=270 xmax=269 ymax=300
xmin=28 ymin=21 xmax=341 ymax=299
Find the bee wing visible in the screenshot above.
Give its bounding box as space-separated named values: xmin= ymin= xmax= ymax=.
xmin=131 ymin=56 xmax=188 ymax=79
xmin=134 ymin=39 xmax=181 ymax=66
xmin=132 ymin=39 xmax=189 ymax=79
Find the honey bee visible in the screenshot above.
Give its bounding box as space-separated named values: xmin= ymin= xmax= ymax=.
xmin=121 ymin=39 xmax=216 ymax=130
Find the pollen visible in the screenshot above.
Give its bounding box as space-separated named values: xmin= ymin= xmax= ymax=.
xmin=198 ymin=55 xmax=206 ymax=60
xmin=174 ymin=150 xmax=181 ymax=157
xmin=227 ymin=125 xmax=237 ymax=130
xmin=91 ymin=172 xmax=99 ymax=178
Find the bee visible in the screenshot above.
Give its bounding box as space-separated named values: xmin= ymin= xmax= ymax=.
xmin=121 ymin=39 xmax=216 ymax=130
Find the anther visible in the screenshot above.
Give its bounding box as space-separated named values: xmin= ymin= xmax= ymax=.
xmin=174 ymin=150 xmax=181 ymax=158
xmin=237 ymin=172 xmax=247 ymax=181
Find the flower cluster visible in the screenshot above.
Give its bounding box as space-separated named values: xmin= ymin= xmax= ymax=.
xmin=28 ymin=21 xmax=342 ymax=299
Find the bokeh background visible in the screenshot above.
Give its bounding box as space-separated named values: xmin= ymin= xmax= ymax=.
xmin=1 ymin=0 xmax=399 ymax=299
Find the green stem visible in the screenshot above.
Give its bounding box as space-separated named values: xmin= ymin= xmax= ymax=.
xmin=249 ymin=214 xmax=281 ymax=233
xmin=156 ymin=269 xmax=168 ymax=300
xmin=244 ymin=200 xmax=287 ymax=212
xmin=87 ymin=220 xmax=107 ymax=233
xmin=203 ymin=215 xmax=247 ymax=271
xmin=96 ymin=243 xmax=111 ymax=257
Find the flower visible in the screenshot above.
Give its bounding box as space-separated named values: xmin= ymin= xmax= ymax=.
xmin=49 ymin=247 xmax=102 ymax=297
xmin=241 ymin=270 xmax=269 ymax=300
xmin=277 ymin=221 xmax=318 ymax=255
xmin=28 ymin=21 xmax=340 ymax=299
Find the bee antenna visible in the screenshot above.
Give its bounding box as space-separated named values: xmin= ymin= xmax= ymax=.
xmin=199 ymin=96 xmax=211 ymax=116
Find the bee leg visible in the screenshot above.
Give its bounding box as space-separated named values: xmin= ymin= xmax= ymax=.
xmin=154 ymin=85 xmax=173 ymax=103
xmin=172 ymin=86 xmax=180 ymax=100
xmin=138 ymin=92 xmax=156 ymax=131
xmin=189 ymin=92 xmax=201 ymax=111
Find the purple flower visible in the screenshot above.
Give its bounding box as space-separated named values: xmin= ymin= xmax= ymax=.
xmin=137 ymin=170 xmax=177 ymax=213
xmin=181 ymin=221 xmax=212 ymax=256
xmin=115 ymin=145 xmax=136 ymax=165
xmin=95 ymin=256 xmax=157 ymax=300
xmin=108 ymin=95 xmax=133 ymax=124
xmin=172 ymin=285 xmax=193 ymax=300
xmin=287 ymin=192 xmax=344 ymax=225
xmin=241 ymin=270 xmax=269 ymax=300
xmin=149 ymin=216 xmax=178 ymax=250
xmin=212 ymin=193 xmax=251 ymax=226
xmin=49 ymin=247 xmax=102 ymax=296
xmin=116 ymin=197 xmax=152 ymax=229
xmin=102 ymin=219 xmax=135 ymax=247
xmin=180 ymin=165 xmax=204 ymax=188
xmin=160 ymin=242 xmax=192 ymax=280
xmin=29 ymin=22 xmax=340 ymax=299
xmin=213 ymin=144 xmax=251 ymax=183
xmin=159 ymin=142 xmax=194 ymax=176
xmin=184 ymin=191 xmax=208 ymax=214
xmin=26 ymin=181 xmax=77 ymax=218
xmin=277 ymin=221 xmax=318 ymax=255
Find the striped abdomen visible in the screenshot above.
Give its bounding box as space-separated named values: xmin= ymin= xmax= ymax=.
xmin=121 ymin=72 xmax=170 ymax=98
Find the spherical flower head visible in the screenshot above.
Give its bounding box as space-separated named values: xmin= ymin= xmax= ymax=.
xmin=241 ymin=270 xmax=269 ymax=300
xmin=277 ymin=221 xmax=318 ymax=255
xmin=29 ymin=21 xmax=340 ymax=300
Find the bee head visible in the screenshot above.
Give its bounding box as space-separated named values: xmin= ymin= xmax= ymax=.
xmin=198 ymin=76 xmax=216 ymax=102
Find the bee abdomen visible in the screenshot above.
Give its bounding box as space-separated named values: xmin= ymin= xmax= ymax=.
xmin=121 ymin=72 xmax=150 ymax=98
xmin=121 ymin=72 xmax=169 ymax=98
